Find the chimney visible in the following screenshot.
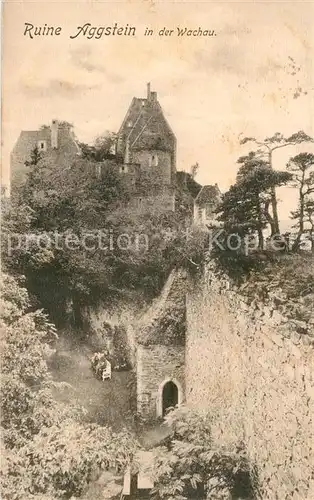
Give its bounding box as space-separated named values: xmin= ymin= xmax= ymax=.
xmin=147 ymin=82 xmax=151 ymax=100
xmin=51 ymin=120 xmax=58 ymax=149
xmin=150 ymin=91 xmax=157 ymax=102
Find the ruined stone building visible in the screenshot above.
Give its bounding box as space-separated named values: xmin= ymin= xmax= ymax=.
xmin=10 ymin=85 xmax=220 ymax=218
xmin=10 ymin=120 xmax=80 ymax=190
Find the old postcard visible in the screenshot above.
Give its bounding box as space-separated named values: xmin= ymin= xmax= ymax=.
xmin=1 ymin=0 xmax=314 ymax=499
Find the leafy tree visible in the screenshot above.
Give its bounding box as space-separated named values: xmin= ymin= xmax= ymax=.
xmin=20 ymin=152 xmax=126 ymax=232
xmin=0 ymin=272 xmax=77 ymax=448
xmin=287 ymin=152 xmax=314 ymax=250
xmin=211 ymin=153 xmax=292 ymax=279
xmin=79 ymin=132 xmax=117 ymax=162
xmin=175 ymin=171 xmax=202 ymax=224
xmin=0 ymin=272 xmax=139 ymax=499
xmin=24 ymin=145 xmax=42 ymax=169
xmin=151 ymin=406 xmax=255 ymax=500
xmin=240 ymin=131 xmax=313 ymax=234
xmin=3 ymin=421 xmax=138 ymax=499
xmin=236 ymin=153 xmax=292 ymax=246
xmin=6 ymin=143 xmax=205 ymax=328
xmin=5 ymin=149 xmax=131 ymax=326
xmin=217 ymin=153 xmax=291 ymax=248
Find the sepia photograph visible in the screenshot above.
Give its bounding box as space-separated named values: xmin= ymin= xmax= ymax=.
xmin=1 ymin=1 xmax=314 ymax=499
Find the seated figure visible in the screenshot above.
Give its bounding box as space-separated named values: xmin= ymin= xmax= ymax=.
xmin=101 ymin=359 xmax=112 ymax=381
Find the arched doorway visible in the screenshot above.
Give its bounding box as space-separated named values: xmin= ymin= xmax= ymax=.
xmin=162 ymin=380 xmax=178 ymax=417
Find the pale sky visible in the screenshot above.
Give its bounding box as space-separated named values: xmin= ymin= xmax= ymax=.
xmin=2 ymin=0 xmax=314 ymax=227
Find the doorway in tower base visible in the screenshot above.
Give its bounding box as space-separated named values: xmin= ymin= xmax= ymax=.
xmin=162 ymin=381 xmax=178 ymax=416
xmin=157 ymin=378 xmax=183 ymax=418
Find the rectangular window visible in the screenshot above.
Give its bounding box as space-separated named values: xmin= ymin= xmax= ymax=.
xmin=38 ymin=140 xmax=47 ymax=151
xmin=152 ymin=154 xmax=158 ymax=166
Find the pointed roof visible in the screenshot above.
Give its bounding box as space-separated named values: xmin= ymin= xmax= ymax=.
xmin=117 ymin=86 xmax=176 ymax=155
xmin=195 ymin=184 xmax=221 ymax=205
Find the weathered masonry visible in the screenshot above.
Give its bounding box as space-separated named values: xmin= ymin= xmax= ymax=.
xmin=135 ymin=264 xmax=313 ymax=498
xmin=136 ymin=270 xmax=186 ymax=421
xmin=186 ymin=267 xmax=314 ymax=500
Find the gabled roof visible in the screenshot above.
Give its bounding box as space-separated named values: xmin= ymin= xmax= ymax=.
xmin=11 ymin=124 xmax=81 ymax=156
xmin=195 ymin=184 xmax=221 ymax=205
xmin=11 ymin=129 xmax=51 ymax=154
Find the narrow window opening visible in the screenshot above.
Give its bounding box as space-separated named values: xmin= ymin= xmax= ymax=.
xmin=38 ymin=140 xmax=47 ymax=151
xmin=95 ymin=164 xmax=101 ymax=178
xmin=152 ymin=154 xmax=159 ymax=167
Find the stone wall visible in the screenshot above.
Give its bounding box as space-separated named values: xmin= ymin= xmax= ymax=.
xmin=132 ymin=149 xmax=172 ymax=185
xmin=186 ymin=268 xmax=314 ymax=500
xmin=128 ymin=188 xmax=175 ymax=214
xmin=137 ymin=344 xmax=185 ymax=420
xmin=83 ymin=302 xmax=138 ymax=366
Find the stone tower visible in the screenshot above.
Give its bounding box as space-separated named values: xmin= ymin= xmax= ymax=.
xmin=116 ymin=84 xmax=177 ymax=213
xmin=136 ymin=270 xmax=186 ymax=421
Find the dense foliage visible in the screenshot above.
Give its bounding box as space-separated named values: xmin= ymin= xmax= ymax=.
xmin=212 ymin=131 xmax=314 ymax=279
xmin=3 ymin=140 xmax=205 ymax=328
xmin=240 ymin=131 xmax=313 ymax=235
xmin=151 ymin=407 xmax=256 ymax=499
xmin=217 ymin=152 xmax=291 ymax=246
xmin=79 ymin=132 xmax=117 ymax=162
xmin=0 ymin=272 xmax=139 ymax=499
